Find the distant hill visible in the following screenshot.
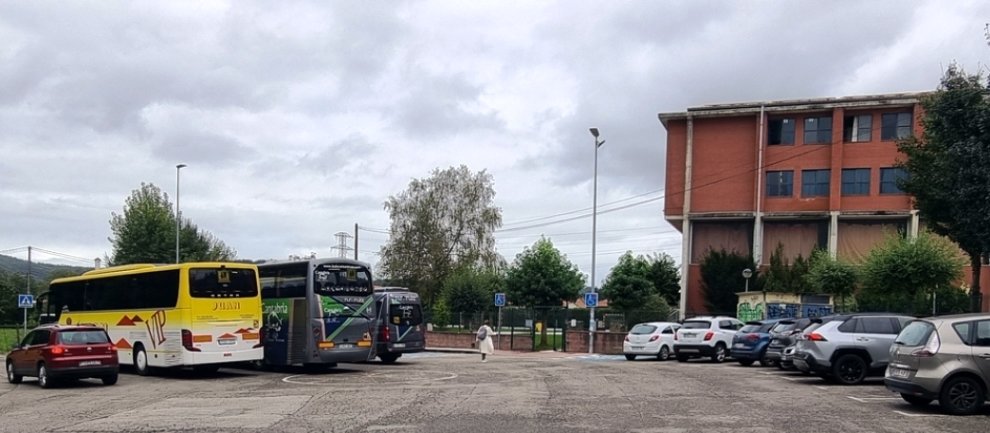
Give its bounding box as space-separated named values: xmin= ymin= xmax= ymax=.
xmin=0 ymin=255 xmax=91 ymax=281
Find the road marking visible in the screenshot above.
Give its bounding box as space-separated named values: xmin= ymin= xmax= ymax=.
xmin=894 ymin=410 xmax=945 ymax=417
xmin=281 ymin=372 xmax=459 ymax=385
xmin=815 ymin=386 xmax=829 ymax=391
xmin=846 ymin=396 xmax=901 ymax=403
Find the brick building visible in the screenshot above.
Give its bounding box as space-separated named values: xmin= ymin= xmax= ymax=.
xmin=658 ymin=92 xmax=990 ymax=316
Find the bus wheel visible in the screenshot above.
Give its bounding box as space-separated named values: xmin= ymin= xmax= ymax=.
xmin=379 ymin=353 xmax=400 ymax=364
xmin=134 ymin=346 xmax=151 ymax=376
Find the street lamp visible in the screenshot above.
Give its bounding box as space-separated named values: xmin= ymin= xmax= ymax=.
xmin=175 ymin=163 xmax=187 ymax=263
xmin=742 ymin=268 xmax=752 ymax=292
xmin=588 ymin=127 xmax=605 ymax=354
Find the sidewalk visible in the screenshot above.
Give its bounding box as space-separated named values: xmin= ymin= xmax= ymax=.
xmin=424 ymin=346 xmax=582 ymax=359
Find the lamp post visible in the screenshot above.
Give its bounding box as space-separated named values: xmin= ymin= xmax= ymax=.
xmin=588 ymin=127 xmax=605 ymax=354
xmin=742 ymin=268 xmax=753 ymax=292
xmin=175 ymin=163 xmax=187 ymax=263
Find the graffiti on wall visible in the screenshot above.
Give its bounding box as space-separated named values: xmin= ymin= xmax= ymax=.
xmin=767 ymin=303 xmax=800 ymax=320
xmin=802 ymin=304 xmax=833 ymax=318
xmin=737 ymin=303 xmax=764 ymax=322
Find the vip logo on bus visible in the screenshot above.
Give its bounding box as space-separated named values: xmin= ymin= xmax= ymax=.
xmin=213 ymin=301 xmax=241 ymax=311
xmin=146 ymin=310 xmax=167 ymax=349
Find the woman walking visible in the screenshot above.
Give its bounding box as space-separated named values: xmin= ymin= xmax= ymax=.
xmin=476 ymin=320 xmax=495 ymax=362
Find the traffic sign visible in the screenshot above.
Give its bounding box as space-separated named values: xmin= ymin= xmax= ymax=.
xmin=18 ymin=294 xmax=35 ymax=309
xmin=494 ymin=293 xmax=506 ymax=307
xmin=584 ymin=292 xmax=598 ymax=308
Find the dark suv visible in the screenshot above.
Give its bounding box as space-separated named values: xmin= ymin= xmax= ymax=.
xmin=6 ymin=325 xmax=119 ymax=388
xmin=792 ymin=313 xmax=914 ymax=385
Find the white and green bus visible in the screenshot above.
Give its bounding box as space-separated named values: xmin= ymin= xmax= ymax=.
xmin=257 ymin=258 xmax=376 ymax=368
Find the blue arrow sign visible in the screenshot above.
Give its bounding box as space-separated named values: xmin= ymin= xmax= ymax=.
xmin=494 ymin=293 xmax=506 ymax=307
xmin=18 ymin=294 xmax=35 ymax=309
xmin=584 ymin=292 xmax=598 ymax=308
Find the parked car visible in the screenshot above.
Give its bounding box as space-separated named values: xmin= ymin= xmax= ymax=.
xmin=766 ymin=318 xmax=814 ymax=369
xmin=731 ymin=319 xmax=782 ymax=366
xmin=792 ymin=313 xmax=914 ymax=385
xmin=6 ymin=324 xmax=119 ymax=388
xmin=885 ymin=313 xmax=990 ymax=415
xmin=674 ymin=316 xmax=744 ymax=363
xmin=623 ymin=322 xmax=681 ymax=361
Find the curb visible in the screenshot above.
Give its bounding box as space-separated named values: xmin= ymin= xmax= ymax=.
xmin=424 ymin=347 xmax=479 ymax=354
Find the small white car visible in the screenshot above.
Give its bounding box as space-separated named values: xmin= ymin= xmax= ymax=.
xmin=623 ymin=322 xmax=681 ymax=361
xmin=673 ymin=316 xmax=745 ymax=363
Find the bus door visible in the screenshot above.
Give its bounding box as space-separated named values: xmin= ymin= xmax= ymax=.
xmin=259 ymin=264 xmax=309 ymax=366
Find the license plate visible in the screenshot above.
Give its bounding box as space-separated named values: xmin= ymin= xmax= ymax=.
xmin=218 ymin=338 xmax=237 ymax=346
xmin=631 ymin=346 xmax=644 ymax=350
xmin=683 ymin=333 xmax=695 ymax=338
xmin=79 ymin=361 xmax=101 ymax=367
xmin=392 ymin=343 xmax=406 ymax=348
xmin=337 ymin=343 xmax=354 ymax=349
xmin=733 ymin=343 xmax=746 ymax=349
xmin=679 ymin=348 xmax=698 ymax=353
xmin=889 ymin=368 xmax=911 ymax=379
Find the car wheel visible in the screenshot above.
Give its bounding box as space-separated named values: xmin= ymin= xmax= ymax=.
xmin=831 ymin=354 xmax=867 ymax=385
xmin=379 ymin=353 xmax=400 ymax=364
xmin=900 ymin=394 xmax=932 ymax=407
xmin=939 ymin=376 xmax=986 ymax=415
xmin=101 ymin=374 xmax=119 ymax=386
xmin=658 ymin=346 xmax=670 ymax=361
xmin=738 ymin=359 xmax=755 ymax=367
xmin=676 ymin=354 xmax=690 ymax=362
xmin=134 ymin=346 xmax=151 ymax=376
xmin=6 ymin=361 xmax=22 ymax=384
xmin=776 ymin=362 xmax=787 ymax=371
xmin=758 ymin=350 xmax=773 ymax=367
xmin=711 ymin=344 xmax=727 ymax=363
xmin=37 ymin=363 xmax=52 ymax=389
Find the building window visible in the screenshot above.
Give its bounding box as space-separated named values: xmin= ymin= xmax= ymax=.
xmin=801 ymin=169 xmax=830 ymax=197
xmin=843 ymin=114 xmax=872 ymax=142
xmin=881 ymin=112 xmax=912 ymax=140
xmin=880 ymin=167 xmax=908 ymax=194
xmin=804 ymin=116 xmax=833 ymax=144
xmin=768 ymin=118 xmax=795 ymax=145
xmin=766 ymin=171 xmax=793 ymax=197
xmin=841 ymin=168 xmax=870 ymax=195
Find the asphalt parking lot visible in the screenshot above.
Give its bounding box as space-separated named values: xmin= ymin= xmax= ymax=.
xmin=1 ymin=352 xmax=987 ymax=433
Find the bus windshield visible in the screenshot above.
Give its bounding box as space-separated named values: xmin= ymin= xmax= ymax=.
xmin=190 ymin=268 xmax=259 ymax=298
xmin=313 ymin=264 xmax=373 ymax=298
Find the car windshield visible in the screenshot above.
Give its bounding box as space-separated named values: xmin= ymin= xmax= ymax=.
xmin=739 ymin=324 xmax=761 ymax=333
xmin=681 ymin=321 xmax=711 ymax=329
xmin=57 ymin=330 xmax=110 ymax=345
xmin=772 ymin=322 xmax=796 ymax=333
xmin=630 ymin=324 xmax=658 ymax=335
xmin=895 ymin=321 xmax=934 ymax=346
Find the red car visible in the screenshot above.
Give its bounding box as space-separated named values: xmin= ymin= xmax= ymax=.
xmin=6 ymin=325 xmax=119 ymax=388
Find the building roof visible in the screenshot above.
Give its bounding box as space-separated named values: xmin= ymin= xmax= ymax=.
xmin=657 ymin=91 xmax=929 ymax=128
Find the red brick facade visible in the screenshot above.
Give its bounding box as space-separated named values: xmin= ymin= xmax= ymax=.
xmin=660 ymin=93 xmax=990 ymax=315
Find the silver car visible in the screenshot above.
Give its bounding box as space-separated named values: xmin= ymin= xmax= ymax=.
xmin=885 ymin=313 xmax=990 ymax=415
xmin=792 ymin=313 xmax=914 ymax=384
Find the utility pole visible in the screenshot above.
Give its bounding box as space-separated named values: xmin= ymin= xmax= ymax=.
xmin=354 ymin=223 xmax=359 ymax=261
xmin=26 ymin=246 xmax=32 ymax=296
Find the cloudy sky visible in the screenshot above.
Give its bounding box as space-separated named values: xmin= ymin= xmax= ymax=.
xmin=1 ymin=1 xmax=989 ymax=285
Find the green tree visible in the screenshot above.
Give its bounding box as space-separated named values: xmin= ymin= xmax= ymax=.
xmin=108 ymin=183 xmax=235 ymax=265
xmin=857 ymin=232 xmax=965 ymax=315
xmin=505 ymin=238 xmax=584 ymax=346
xmin=762 ymin=244 xmax=812 ymax=293
xmin=441 ymin=266 xmax=502 ymax=319
xmin=378 ymin=166 xmax=503 ymax=307
xmin=805 ymin=250 xmax=858 ymax=312
xmin=897 ymin=65 xmax=990 ymax=312
xmin=647 ymin=252 xmax=681 ymax=306
xmin=600 ymin=252 xmax=673 ymax=325
xmin=505 ymin=238 xmax=584 ymax=308
xmin=699 ymin=249 xmax=758 ymax=315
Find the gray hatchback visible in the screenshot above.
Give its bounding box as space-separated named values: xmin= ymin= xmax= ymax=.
xmin=885 ymin=313 xmax=990 ymax=415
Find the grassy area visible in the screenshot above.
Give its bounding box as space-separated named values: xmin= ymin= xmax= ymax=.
xmin=0 ymin=327 xmax=25 ymax=353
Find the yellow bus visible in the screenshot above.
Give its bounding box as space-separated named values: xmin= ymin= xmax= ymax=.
xmin=39 ymin=262 xmax=263 ymax=375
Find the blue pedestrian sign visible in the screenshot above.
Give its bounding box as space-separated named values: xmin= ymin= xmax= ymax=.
xmin=18 ymin=294 xmax=35 ymax=309
xmin=494 ymin=293 xmax=506 ymax=307
xmin=584 ymin=292 xmax=598 ymax=308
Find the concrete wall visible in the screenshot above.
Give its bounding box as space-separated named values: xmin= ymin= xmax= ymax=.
xmin=565 ymin=330 xmax=625 ymax=355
